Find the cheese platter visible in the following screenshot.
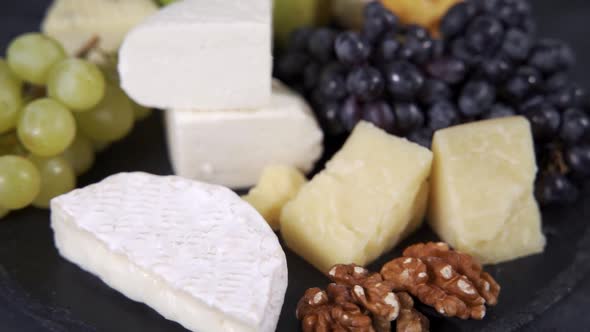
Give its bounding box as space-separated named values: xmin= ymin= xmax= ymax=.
xmin=0 ymin=0 xmax=590 ymax=331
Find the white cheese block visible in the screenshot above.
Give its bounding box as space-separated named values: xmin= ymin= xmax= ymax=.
xmin=41 ymin=0 xmax=159 ymax=55
xmin=281 ymin=121 xmax=433 ymax=273
xmin=165 ymin=81 xmax=324 ymax=189
xmin=50 ymin=172 xmax=288 ymax=332
xmin=428 ymin=117 xmax=545 ymax=264
xmin=118 ymin=0 xmax=272 ymax=110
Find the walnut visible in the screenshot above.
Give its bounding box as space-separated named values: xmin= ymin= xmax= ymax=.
xmin=381 ymin=242 xmax=501 ymax=320
xmin=297 ymin=264 xmax=429 ymax=332
xmin=396 ymin=292 xmax=430 ymax=332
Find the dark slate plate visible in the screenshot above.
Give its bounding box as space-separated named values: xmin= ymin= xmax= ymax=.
xmin=1 ymin=1 xmax=590 ymax=332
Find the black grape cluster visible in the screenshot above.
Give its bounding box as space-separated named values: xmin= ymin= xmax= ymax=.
xmin=275 ymin=0 xmax=590 ymax=207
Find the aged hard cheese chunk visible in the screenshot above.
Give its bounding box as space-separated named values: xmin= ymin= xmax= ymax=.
xmin=281 ymin=121 xmax=433 ymax=273
xmin=165 ymin=81 xmax=323 ymax=189
xmin=50 ymin=172 xmax=288 ymax=332
xmin=42 ymin=0 xmax=158 ymax=55
xmin=243 ymin=165 xmax=307 ymax=230
xmin=118 ymin=0 xmax=272 ymax=110
xmin=428 ymin=117 xmax=545 ymax=264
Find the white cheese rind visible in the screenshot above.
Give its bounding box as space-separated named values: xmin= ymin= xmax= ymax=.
xmin=165 ymin=81 xmax=324 ymax=188
xmin=41 ymin=0 xmax=159 ymax=55
xmin=118 ymin=0 xmax=272 ymax=110
xmin=50 ymin=172 xmax=287 ymax=332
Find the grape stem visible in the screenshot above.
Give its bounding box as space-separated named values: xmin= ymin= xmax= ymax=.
xmin=549 ymin=146 xmax=569 ymax=175
xmin=75 ymin=35 xmax=101 ymax=58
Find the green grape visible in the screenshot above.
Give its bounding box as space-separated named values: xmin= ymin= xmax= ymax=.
xmin=0 ymin=58 xmax=22 ymax=88
xmin=62 ymin=135 xmax=95 ymax=175
xmin=30 ymin=155 xmax=76 ymax=208
xmin=132 ymin=100 xmax=152 ymax=121
xmin=6 ymin=33 xmax=66 ymax=85
xmin=92 ymin=139 xmax=111 ymax=153
xmin=76 ymin=85 xmax=134 ymax=143
xmin=0 ymin=155 xmax=41 ymax=209
xmin=48 ymin=59 xmax=106 ymax=112
xmin=0 ymin=78 xmax=22 ymax=134
xmin=18 ymin=98 xmax=76 ymax=157
xmin=158 ymin=0 xmax=178 ymax=6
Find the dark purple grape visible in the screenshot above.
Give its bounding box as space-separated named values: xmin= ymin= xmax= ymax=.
xmin=451 ymin=38 xmax=481 ymax=66
xmin=530 ymin=39 xmax=576 ymax=74
xmin=346 ymin=66 xmax=384 ymax=101
xmin=319 ymin=70 xmax=347 ymax=101
xmin=364 ymin=1 xmax=387 ymax=18
xmin=432 ymin=39 xmax=445 ymax=59
xmin=374 ymin=35 xmax=400 ymax=63
xmin=318 ymin=102 xmax=346 ymax=136
xmin=458 ymin=80 xmax=496 ymax=117
xmin=549 ymin=87 xmax=575 ymax=110
xmin=427 ymin=101 xmax=460 ymax=130
xmin=520 ymin=16 xmax=537 ymax=35
xmin=334 ymin=32 xmax=371 ymax=65
xmin=394 ymin=102 xmax=424 ymax=134
xmin=407 ymin=128 xmax=434 ymax=149
xmin=307 ymin=28 xmax=337 ymax=63
xmin=503 ymin=66 xmax=542 ymax=102
xmin=536 ymin=173 xmax=579 ymax=206
xmin=523 ymin=104 xmax=561 ymax=140
xmin=565 ymin=145 xmax=590 ymax=178
xmin=465 ymin=15 xmax=504 ymax=54
xmin=480 ymin=57 xmax=512 ymax=83
xmin=406 ymin=25 xmax=430 ymax=40
xmin=363 ymin=2 xmax=398 ymax=42
xmin=473 ymin=0 xmax=502 ymax=13
xmin=362 ymin=100 xmax=396 ymax=133
xmin=440 ymin=2 xmax=474 ymax=39
xmin=362 ymin=17 xmax=386 ymax=44
xmin=497 ymin=2 xmax=522 ymax=27
xmin=520 ymin=95 xmax=546 ymax=113
xmin=502 ymin=29 xmax=532 ymax=61
xmin=303 ymin=62 xmax=321 ymax=91
xmin=426 ymin=57 xmax=467 ymax=84
xmin=384 ymin=61 xmax=424 ymax=101
xmin=276 ymin=53 xmax=309 ymax=82
xmin=288 ymin=27 xmax=313 ymax=52
xmin=572 ymin=85 xmax=590 ymax=108
xmin=560 ymin=109 xmax=590 ymax=145
xmin=399 ymin=36 xmax=433 ymax=64
xmin=340 ymin=97 xmax=363 ymax=131
xmin=545 ymin=72 xmax=569 ymax=93
xmin=485 ymin=103 xmax=516 ymax=119
xmin=419 ymin=80 xmax=452 ymax=106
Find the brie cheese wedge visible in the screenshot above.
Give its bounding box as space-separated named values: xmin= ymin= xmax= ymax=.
xmin=165 ymin=81 xmax=324 ymax=189
xmin=51 ymin=172 xmax=288 ymax=332
xmin=118 ymin=0 xmax=272 ymax=110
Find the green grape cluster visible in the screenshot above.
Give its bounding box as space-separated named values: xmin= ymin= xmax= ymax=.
xmin=0 ymin=33 xmax=153 ymax=217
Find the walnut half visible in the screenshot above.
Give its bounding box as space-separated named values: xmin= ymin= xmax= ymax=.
xmin=381 ymin=242 xmax=501 ymax=320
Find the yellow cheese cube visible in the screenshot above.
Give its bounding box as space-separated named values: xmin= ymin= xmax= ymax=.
xmin=428 ymin=116 xmax=546 ymax=264
xmin=243 ymin=165 xmax=307 ymax=231
xmin=281 ymin=121 xmax=433 ymax=273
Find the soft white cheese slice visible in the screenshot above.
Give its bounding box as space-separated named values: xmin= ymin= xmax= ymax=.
xmin=165 ymin=81 xmax=324 ymax=189
xmin=118 ymin=0 xmax=272 ymax=110
xmin=41 ymin=0 xmax=159 ymax=55
xmin=50 ymin=172 xmax=288 ymax=332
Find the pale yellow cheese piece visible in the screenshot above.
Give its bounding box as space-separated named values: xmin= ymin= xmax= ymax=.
xmin=243 ymin=165 xmax=307 ymax=231
xmin=281 ymin=121 xmax=433 ymax=273
xmin=428 ymin=116 xmax=546 ymax=264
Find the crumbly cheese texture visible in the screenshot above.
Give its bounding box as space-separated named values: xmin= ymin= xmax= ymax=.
xmin=165 ymin=81 xmax=323 ymax=189
xmin=118 ymin=0 xmax=272 ymax=110
xmin=428 ymin=117 xmax=546 ymax=264
xmin=281 ymin=121 xmax=433 ymax=273
xmin=243 ymin=165 xmax=307 ymax=230
xmin=50 ymin=172 xmax=288 ymax=332
xmin=41 ymin=0 xmax=158 ymax=55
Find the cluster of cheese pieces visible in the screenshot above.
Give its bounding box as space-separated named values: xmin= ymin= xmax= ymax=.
xmin=247 ymin=117 xmax=545 ymax=274
xmin=118 ymin=0 xmax=324 ymax=189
